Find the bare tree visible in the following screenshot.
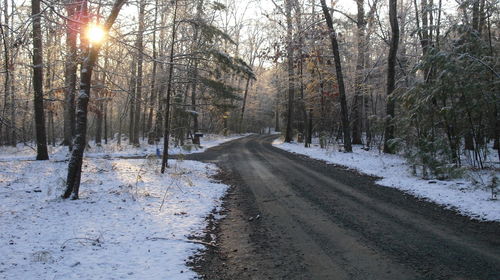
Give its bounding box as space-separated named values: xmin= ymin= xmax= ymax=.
xmin=63 ymin=0 xmax=78 ymax=149
xmin=32 ymin=0 xmax=49 ymax=160
xmin=284 ymin=0 xmax=295 ymax=143
xmin=319 ymin=0 xmax=352 ymax=152
xmin=161 ymin=0 xmax=179 ymax=173
xmin=63 ymin=0 xmax=127 ymax=199
xmin=132 ymin=0 xmax=146 ymax=146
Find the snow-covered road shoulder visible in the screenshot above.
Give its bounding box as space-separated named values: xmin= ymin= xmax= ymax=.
xmin=273 ymin=139 xmax=500 ymax=222
xmin=0 ymin=158 xmax=228 ymax=279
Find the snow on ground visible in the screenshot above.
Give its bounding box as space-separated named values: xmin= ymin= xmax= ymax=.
xmin=273 ymin=138 xmax=500 ymax=222
xmin=0 ymin=158 xmax=227 ymax=279
xmin=0 ymin=135 xmax=243 ymax=279
xmin=0 ymin=133 xmax=249 ymax=161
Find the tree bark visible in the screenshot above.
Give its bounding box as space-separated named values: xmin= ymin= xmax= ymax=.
xmin=147 ymin=0 xmax=159 ymax=144
xmin=1 ymin=0 xmax=15 ymax=146
xmin=95 ymin=89 xmax=103 ymax=145
xmin=133 ymin=0 xmax=145 ymax=146
xmin=319 ymin=0 xmax=352 ymax=152
xmin=284 ymin=0 xmax=295 ymax=143
xmin=239 ymin=77 xmax=251 ymax=133
xmin=161 ymin=0 xmax=179 ymax=173
xmin=128 ymin=57 xmax=136 ymax=145
xmin=63 ymin=0 xmax=78 ymax=149
xmin=32 ymin=0 xmax=49 ymax=160
xmin=352 ymin=0 xmax=366 ymax=145
xmin=383 ymin=0 xmax=399 ymax=154
xmin=190 ymin=0 xmax=204 ymax=139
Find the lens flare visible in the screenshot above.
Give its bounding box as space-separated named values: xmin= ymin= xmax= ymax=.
xmin=86 ymin=23 xmax=106 ymax=44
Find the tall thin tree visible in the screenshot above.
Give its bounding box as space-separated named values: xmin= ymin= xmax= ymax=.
xmin=319 ymin=0 xmax=352 ymax=152
xmin=132 ymin=0 xmax=145 ymax=146
xmin=383 ymin=0 xmax=399 ymax=154
xmin=161 ymin=0 xmax=179 ymax=173
xmin=63 ymin=0 xmax=78 ymax=149
xmin=32 ymin=0 xmax=49 ymax=160
xmin=284 ymin=0 xmax=295 ymax=143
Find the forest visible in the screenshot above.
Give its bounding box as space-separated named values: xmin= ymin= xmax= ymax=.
xmin=1 ymin=0 xmax=498 ymax=190
xmin=0 ymin=0 xmax=498 ymax=181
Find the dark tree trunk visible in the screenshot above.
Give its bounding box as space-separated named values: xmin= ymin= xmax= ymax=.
xmin=147 ymin=0 xmax=158 ymax=145
xmin=275 ymin=96 xmax=280 ymax=132
xmin=3 ymin=0 xmax=16 ymax=146
xmin=352 ymin=0 xmax=366 ymax=145
xmin=95 ymin=97 xmax=103 ymax=145
xmin=133 ymin=0 xmax=145 ymax=146
xmin=161 ymin=0 xmax=178 ymax=173
xmin=32 ymin=0 xmax=49 ymax=160
xmin=239 ymin=77 xmax=251 ymax=133
xmin=104 ymin=98 xmax=108 ymax=144
xmin=284 ymin=0 xmax=295 ymax=143
xmin=64 ymin=0 xmax=126 ymax=199
xmin=305 ymin=108 xmax=313 ymax=147
xmin=128 ymin=57 xmax=136 ymax=145
xmin=383 ymin=0 xmax=400 ymax=154
xmin=294 ymin=2 xmax=307 ymax=138
xmin=320 ymin=0 xmax=352 ymax=152
xmin=0 ymin=0 xmax=9 ymax=145
xmin=63 ymin=0 xmax=78 ymax=149
xmin=189 ymin=0 xmax=204 ymax=145
xmin=44 ymin=24 xmax=56 ymax=147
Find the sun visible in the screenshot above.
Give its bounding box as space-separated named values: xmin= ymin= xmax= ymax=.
xmin=86 ymin=23 xmax=106 ymax=44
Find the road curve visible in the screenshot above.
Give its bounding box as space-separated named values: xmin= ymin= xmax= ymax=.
xmin=188 ymin=134 xmax=500 ymax=280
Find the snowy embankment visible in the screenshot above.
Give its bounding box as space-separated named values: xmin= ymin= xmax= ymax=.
xmin=0 ymin=133 xmax=248 ymax=161
xmin=273 ymin=138 xmax=500 ymax=222
xmin=0 ymin=134 xmax=245 ymax=279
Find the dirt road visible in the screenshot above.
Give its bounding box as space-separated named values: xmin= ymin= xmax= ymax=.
xmin=188 ymin=135 xmax=500 ymax=280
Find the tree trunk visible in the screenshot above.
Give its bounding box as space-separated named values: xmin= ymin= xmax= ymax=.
xmin=45 ymin=23 xmax=56 ymax=147
xmin=383 ymin=0 xmax=399 ymax=154
xmin=284 ymin=0 xmax=295 ymax=143
xmin=1 ymin=0 xmax=13 ymax=146
xmin=146 ymin=0 xmax=158 ymax=145
xmin=64 ymin=0 xmax=126 ymax=199
xmin=189 ymin=0 xmax=204 ymax=144
xmin=63 ymin=0 xmax=78 ymax=149
xmin=133 ymin=0 xmax=145 ymax=146
xmin=32 ymin=0 xmax=49 ymax=160
xmin=320 ymin=0 xmax=352 ymax=152
xmin=352 ymin=0 xmax=366 ymax=145
xmin=294 ymin=2 xmax=307 ymax=138
xmin=104 ymin=98 xmax=108 ymax=144
xmin=275 ymin=95 xmax=280 ymax=132
xmin=161 ymin=0 xmax=178 ymax=173
xmin=239 ymin=77 xmax=251 ymax=133
xmin=128 ymin=57 xmax=136 ymax=145
xmin=95 ymin=94 xmax=103 ymax=145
